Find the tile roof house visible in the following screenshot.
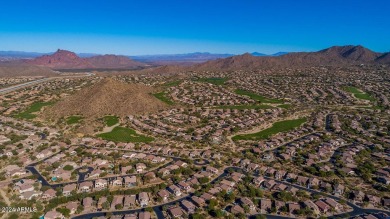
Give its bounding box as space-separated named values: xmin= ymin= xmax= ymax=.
xmin=138 ymin=192 xmax=149 ymax=207
xmin=304 ymin=200 xmax=320 ymax=214
xmin=288 ymin=202 xmax=301 ymax=214
xmin=42 ymin=188 xmax=56 ymax=200
xmin=63 ymin=183 xmax=77 ymax=196
xmin=260 ymin=199 xmax=272 ymax=211
xmin=79 ymin=181 xmax=93 ymax=193
xmin=44 ymin=210 xmax=65 ymax=219
xmin=124 ymin=176 xmax=137 ymax=187
xmin=240 ymin=197 xmax=256 ymax=211
xmin=315 ymin=200 xmax=330 ymax=213
xmin=253 ymin=176 xmax=265 ymax=186
xmin=82 ymin=197 xmax=94 ymax=209
xmin=181 ymin=200 xmax=196 ymax=214
xmin=157 ymin=189 xmax=170 ymax=201
xmin=66 ymin=201 xmax=78 ymax=214
xmin=231 ymin=205 xmax=245 ymax=214
xmin=333 ymin=184 xmax=345 ymax=195
xmin=191 ymin=196 xmax=206 ymax=207
xmin=94 ymin=179 xmax=108 ymax=190
xmin=168 ymin=207 xmax=185 ymax=218
xmin=168 ymin=185 xmax=182 ymax=196
xmin=124 ymin=195 xmax=136 ymax=208
xmin=138 ymin=211 xmax=151 ymax=219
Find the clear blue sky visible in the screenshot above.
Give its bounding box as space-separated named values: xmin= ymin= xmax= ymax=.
xmin=0 ymin=0 xmax=389 ymax=55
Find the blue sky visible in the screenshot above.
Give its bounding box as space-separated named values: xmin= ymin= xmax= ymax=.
xmin=0 ymin=0 xmax=389 ymax=55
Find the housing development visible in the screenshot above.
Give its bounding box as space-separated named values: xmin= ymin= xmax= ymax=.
xmin=0 ymin=51 xmax=390 ymax=219
xmin=1 ymin=1 xmax=390 ymax=219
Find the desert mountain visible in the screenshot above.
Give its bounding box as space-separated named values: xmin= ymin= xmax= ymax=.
xmin=191 ymin=45 xmax=388 ymax=71
xmin=87 ymin=55 xmax=147 ymax=69
xmin=44 ymin=78 xmax=169 ymax=119
xmin=27 ymin=49 xmax=93 ymax=69
xmin=317 ymin=45 xmax=381 ymax=62
xmin=27 ymin=49 xmax=146 ymax=70
xmin=376 ymin=52 xmax=390 ymax=64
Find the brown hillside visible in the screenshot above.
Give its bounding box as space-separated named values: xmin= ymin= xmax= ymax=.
xmin=0 ymin=62 xmax=56 ymax=77
xmin=87 ymin=55 xmax=147 ymax=69
xmin=376 ymin=52 xmax=390 ymax=64
xmin=45 ymin=78 xmax=169 ymax=119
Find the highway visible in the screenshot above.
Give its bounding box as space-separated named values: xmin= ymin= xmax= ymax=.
xmin=0 ymin=72 xmax=94 ymax=95
xmin=0 ymin=77 xmax=52 ymax=95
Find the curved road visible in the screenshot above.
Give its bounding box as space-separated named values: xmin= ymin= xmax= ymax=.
xmin=0 ymin=72 xmax=94 ymax=95
xmin=70 ymin=166 xmax=390 ymax=219
xmin=0 ymin=78 xmax=51 ymax=94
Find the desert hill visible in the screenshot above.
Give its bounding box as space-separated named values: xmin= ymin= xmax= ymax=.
xmin=376 ymin=52 xmax=390 ymax=64
xmin=44 ymin=78 xmax=169 ymax=119
xmin=27 ymin=49 xmax=147 ymax=70
xmin=0 ymin=62 xmax=57 ymax=77
xmin=87 ymin=55 xmax=147 ymax=69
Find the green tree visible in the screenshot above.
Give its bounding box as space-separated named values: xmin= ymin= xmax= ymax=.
xmin=63 ymin=165 xmax=74 ymax=171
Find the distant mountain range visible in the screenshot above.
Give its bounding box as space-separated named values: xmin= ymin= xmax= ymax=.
xmin=129 ymin=52 xmax=234 ymax=64
xmin=251 ymin=52 xmax=288 ymax=57
xmin=190 ymin=45 xmax=390 ymax=71
xmin=1 ymin=45 xmax=388 ymax=74
xmin=0 ymin=50 xmax=290 ymax=64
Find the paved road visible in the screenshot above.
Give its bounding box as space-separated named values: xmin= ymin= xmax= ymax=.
xmin=0 ymin=72 xmax=94 ymax=95
xmin=26 ymin=159 xmax=176 ymax=189
xmin=71 ymin=167 xmax=230 ymax=219
xmin=246 ymin=168 xmax=390 ymax=219
xmin=51 ymin=165 xmax=390 ymax=219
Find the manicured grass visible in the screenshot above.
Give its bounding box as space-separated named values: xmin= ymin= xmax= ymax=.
xmin=152 ymin=92 xmax=174 ymax=105
xmin=344 ymin=86 xmax=375 ymax=101
xmin=214 ymin=104 xmax=274 ymax=110
xmin=344 ymin=86 xmax=361 ymax=94
xmin=16 ymin=101 xmax=54 ymax=119
xmin=235 ymin=89 xmax=284 ymax=104
xmin=232 ymin=118 xmax=307 ymax=141
xmin=97 ymin=126 xmax=154 ymax=143
xmin=103 ymin=115 xmax=119 ymax=127
xmin=354 ymin=93 xmax=375 ymax=101
xmin=196 ymin=77 xmax=228 ymax=85
xmin=66 ymin=116 xmax=83 ymax=125
xmin=163 ymin=80 xmax=181 ymax=87
xmin=277 ymin=104 xmax=292 ymax=109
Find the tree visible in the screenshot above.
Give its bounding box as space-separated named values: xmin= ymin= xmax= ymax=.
xmin=77 ymin=205 xmax=84 ymax=214
xmin=63 ymin=165 xmax=74 ymax=171
xmin=8 ymin=213 xmax=19 ymax=219
xmin=207 ymin=199 xmax=218 ymax=210
xmin=255 ymin=215 xmax=267 ymax=219
xmin=56 ymin=207 xmax=71 ymax=217
xmin=115 ymin=204 xmax=123 ymax=210
xmin=209 ymin=209 xmax=224 ymax=217
xmin=199 ymin=177 xmax=209 ymax=184
xmin=102 ymin=201 xmax=110 ymax=210
xmin=190 ymin=213 xmax=203 ymax=219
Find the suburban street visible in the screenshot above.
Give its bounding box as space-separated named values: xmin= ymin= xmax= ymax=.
xmin=68 ymin=166 xmax=390 ymax=219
